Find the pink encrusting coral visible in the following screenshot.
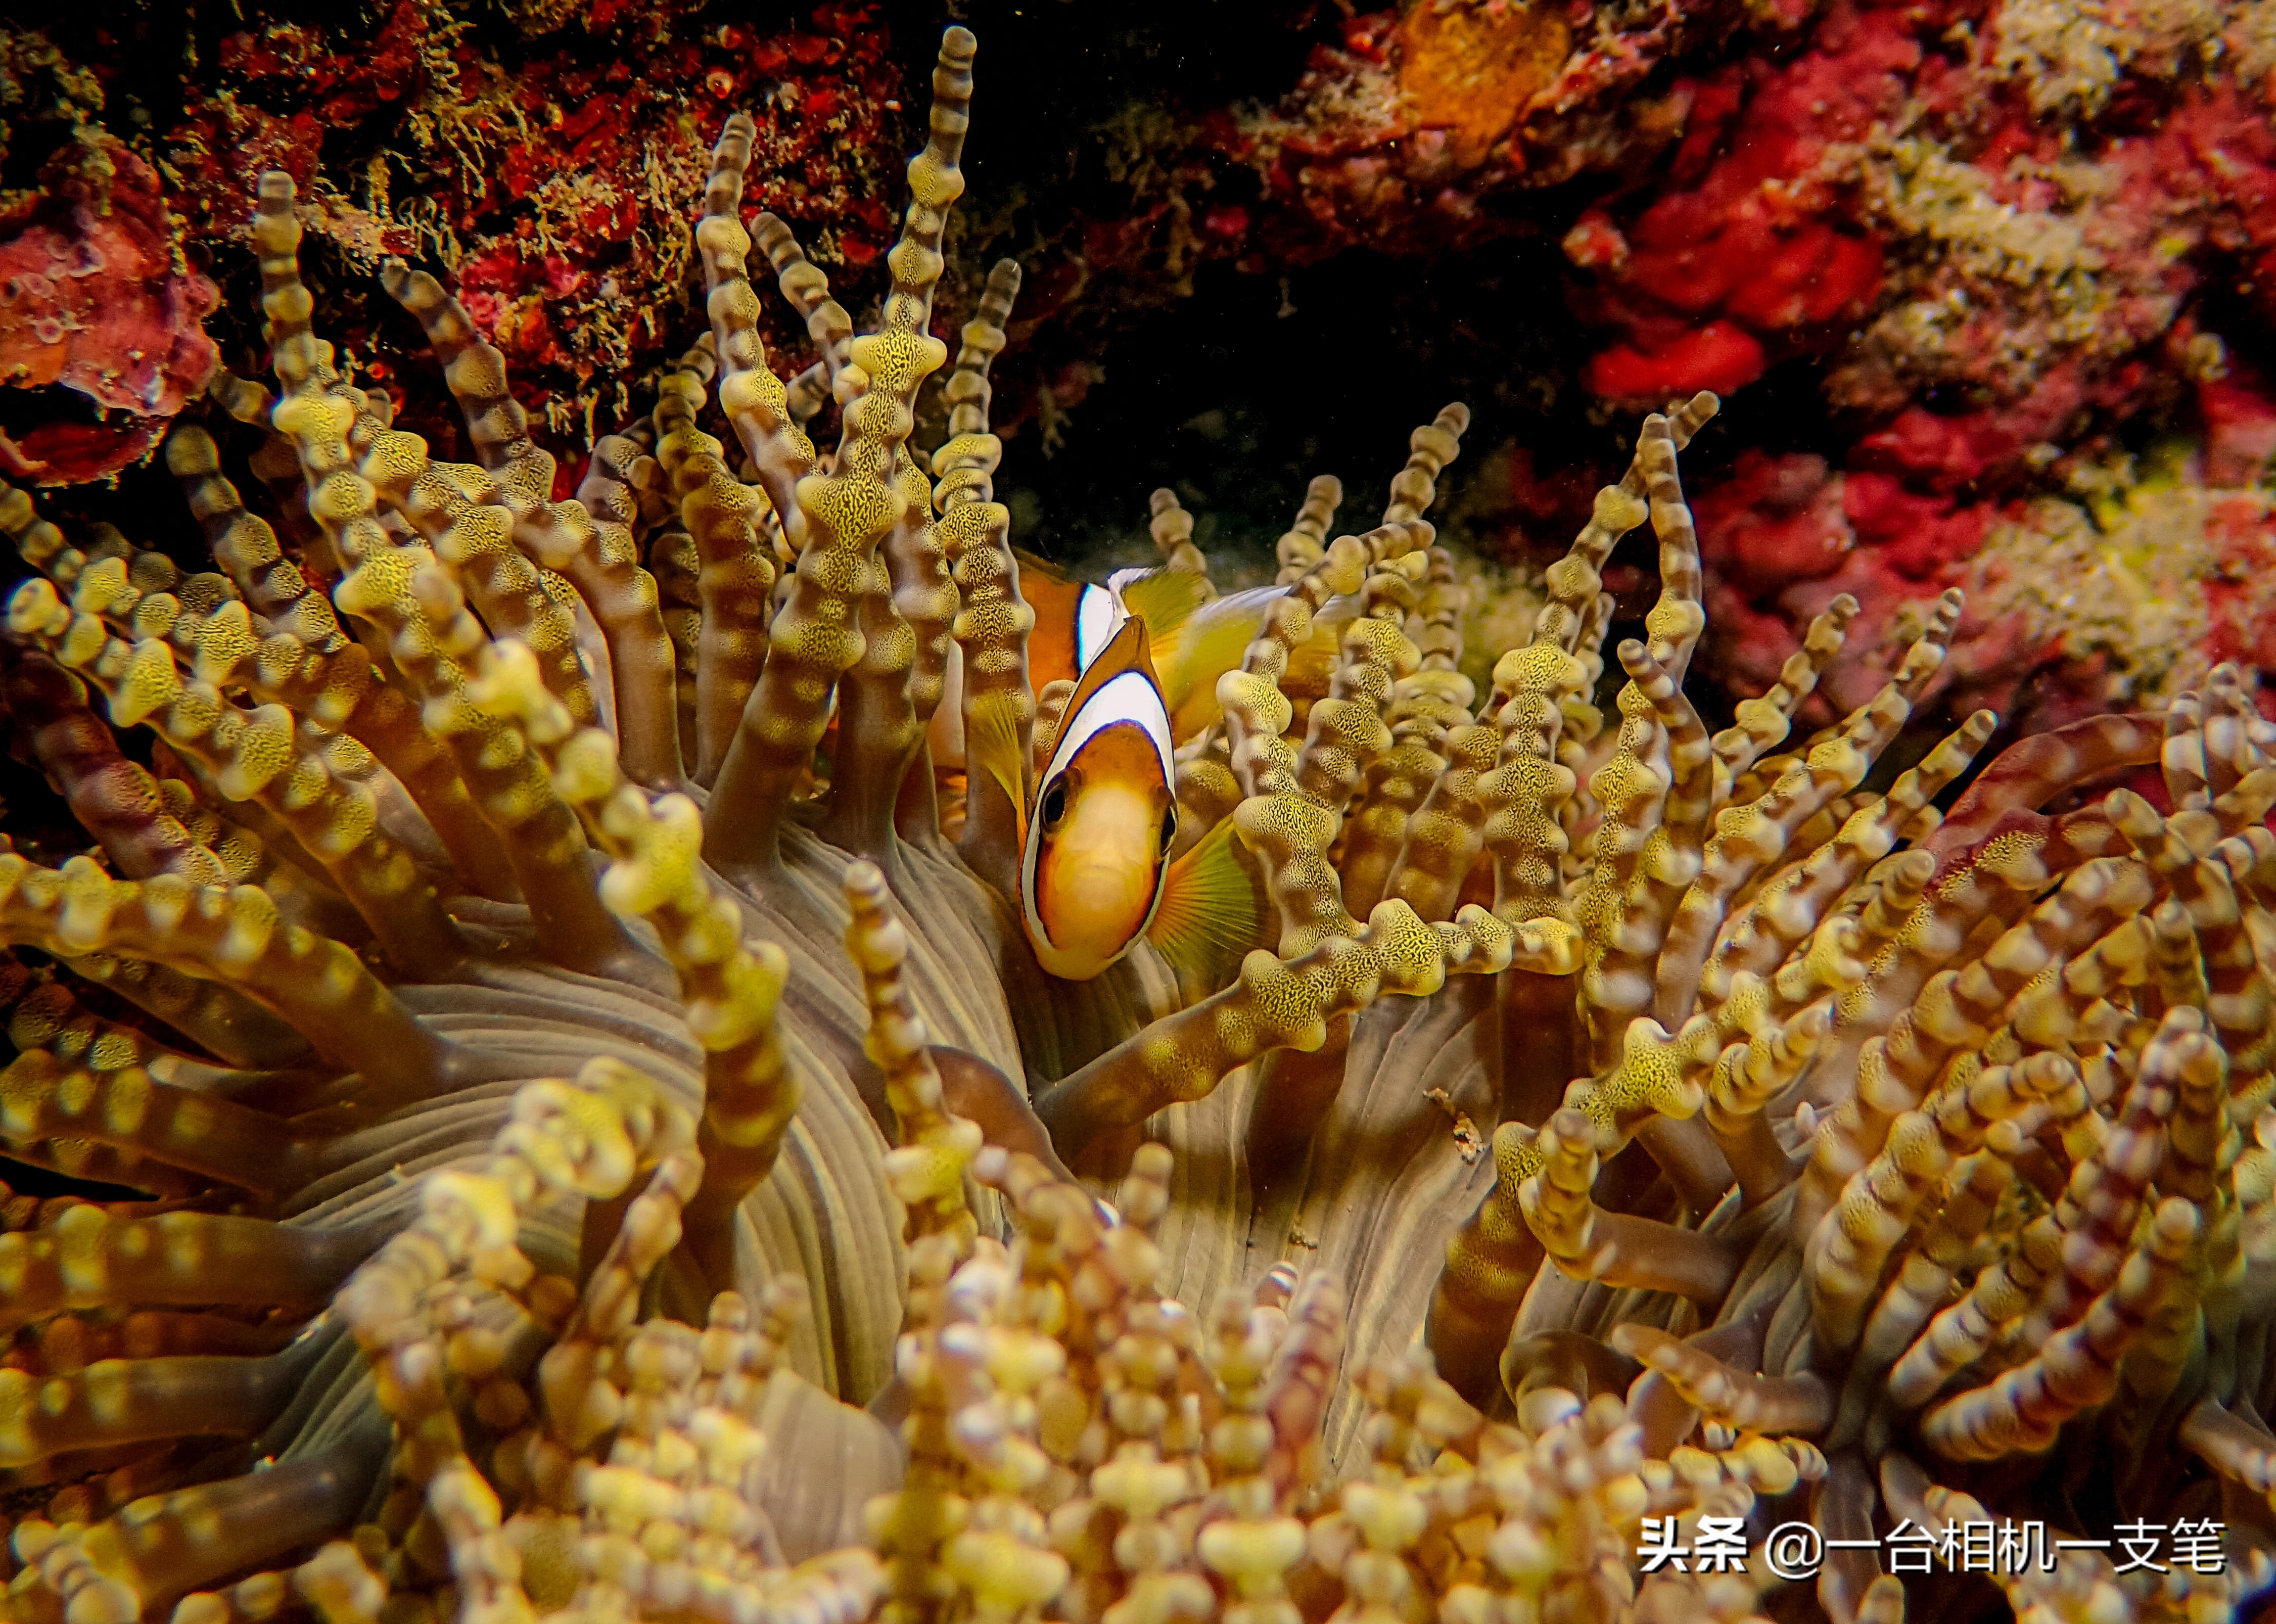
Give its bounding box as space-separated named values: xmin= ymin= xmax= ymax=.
xmin=1557 ymin=0 xmax=2276 ymax=732
xmin=1512 ymin=0 xmax=2276 ymax=725
xmin=1563 ymin=0 xmax=2276 ymax=462
xmin=1182 ymin=0 xmax=2276 ymax=467
xmin=1691 ymin=437 xmax=2276 ymax=737
xmin=0 ymin=132 xmax=219 ymax=484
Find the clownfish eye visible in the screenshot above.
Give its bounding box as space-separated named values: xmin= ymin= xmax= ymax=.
xmin=1040 ymin=779 xmax=1069 ymax=830
xmin=1159 ymin=807 xmax=1176 ymax=854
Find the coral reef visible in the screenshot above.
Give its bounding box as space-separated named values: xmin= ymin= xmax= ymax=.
xmin=1060 ymin=0 xmax=2275 ymax=461
xmin=16 ymin=0 xmax=2276 ymax=738
xmin=1686 ymin=437 xmax=2276 ymax=735
xmin=0 ymin=0 xmax=905 ymax=485
xmin=0 ymin=132 xmax=219 ymax=484
xmin=966 ymin=0 xmax=2276 ymax=736
xmin=1551 ymin=0 xmax=2276 ymax=731
xmin=0 ymin=19 xmax=2273 ymax=1624
xmin=1120 ymin=0 xmax=1698 ymax=273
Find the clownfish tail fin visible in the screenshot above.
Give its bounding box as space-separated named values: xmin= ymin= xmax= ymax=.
xmin=1110 ymin=565 xmax=1212 ymax=644
xmin=1144 ymin=581 xmax=1286 ymax=728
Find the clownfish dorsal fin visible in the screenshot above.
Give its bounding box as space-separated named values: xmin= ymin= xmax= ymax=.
xmin=1146 ymin=813 xmax=1270 ymax=980
xmin=1054 ymin=612 xmax=1161 ymax=739
xmin=967 ymin=688 xmax=1030 ymax=848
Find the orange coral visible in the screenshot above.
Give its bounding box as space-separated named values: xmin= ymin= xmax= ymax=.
xmin=1396 ymin=1 xmax=1573 ymax=169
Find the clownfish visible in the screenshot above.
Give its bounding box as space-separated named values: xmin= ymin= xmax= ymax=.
xmin=927 ymin=552 xmax=1359 ymax=772
xmin=966 ymin=613 xmax=1264 ymax=982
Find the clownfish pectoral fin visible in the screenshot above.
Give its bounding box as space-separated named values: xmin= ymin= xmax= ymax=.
xmin=1146 ymin=813 xmax=1270 ymax=981
xmin=967 ymin=689 xmax=1030 ymax=848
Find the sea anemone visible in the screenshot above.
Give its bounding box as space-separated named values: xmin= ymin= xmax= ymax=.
xmin=0 ymin=22 xmax=2269 ymax=1624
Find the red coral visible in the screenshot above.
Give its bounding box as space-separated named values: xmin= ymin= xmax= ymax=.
xmin=2204 ymin=494 xmax=2276 ymax=672
xmin=1853 ymin=404 xmax=2027 ymax=495
xmin=0 ymin=131 xmax=218 ymax=483
xmin=2202 ymin=363 xmax=2276 ymax=488
xmin=8 ymin=0 xmax=913 ymax=484
xmin=1840 ymin=470 xmax=1989 ymax=580
xmin=1567 ymin=0 xmax=1921 ymax=408
xmin=0 ymin=416 xmax=170 ymax=488
xmin=1690 ymin=450 xmax=1851 ymax=593
xmin=1692 ymin=448 xmax=2050 ymax=727
xmin=1582 ymin=42 xmax=2276 ymax=476
xmin=1581 ymin=321 xmax=1768 ymax=401
xmin=1495 ymin=444 xmax=1604 ymax=536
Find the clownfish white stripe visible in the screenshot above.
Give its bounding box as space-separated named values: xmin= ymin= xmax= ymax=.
xmin=1038 ymin=668 xmax=1174 ymax=794
xmin=1073 ymin=583 xmax=1124 ymax=672
xmin=928 ymin=563 xmax=1328 ymax=775
xmin=1019 ymin=665 xmax=1178 ymax=981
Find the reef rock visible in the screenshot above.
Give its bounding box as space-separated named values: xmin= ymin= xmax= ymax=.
xmin=0 ymin=131 xmax=218 ymax=484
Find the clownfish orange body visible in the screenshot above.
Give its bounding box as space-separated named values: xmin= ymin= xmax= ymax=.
xmin=1016 ymin=566 xmax=1142 ymax=700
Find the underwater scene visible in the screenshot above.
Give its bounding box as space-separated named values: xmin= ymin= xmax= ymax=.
xmin=0 ymin=0 xmax=2273 ymax=1618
